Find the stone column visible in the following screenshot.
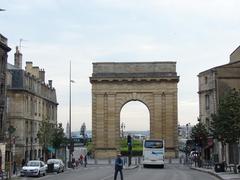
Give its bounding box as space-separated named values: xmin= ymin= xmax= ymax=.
xmin=152 ymin=94 xmax=163 ymax=139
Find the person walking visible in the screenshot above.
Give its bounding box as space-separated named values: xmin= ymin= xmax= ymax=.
xmin=84 ymin=155 xmax=87 ymax=167
xmin=114 ymin=153 xmax=123 ymax=180
xmin=80 ymin=154 xmax=83 ymax=166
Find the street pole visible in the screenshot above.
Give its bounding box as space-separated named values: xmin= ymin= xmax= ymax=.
xmin=68 ymin=61 xmax=72 ymax=168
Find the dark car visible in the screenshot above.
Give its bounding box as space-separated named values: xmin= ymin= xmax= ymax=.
xmin=47 ymin=159 xmax=64 ymax=173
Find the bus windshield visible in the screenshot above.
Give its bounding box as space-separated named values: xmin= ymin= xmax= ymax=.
xmin=144 ymin=140 xmax=163 ymax=148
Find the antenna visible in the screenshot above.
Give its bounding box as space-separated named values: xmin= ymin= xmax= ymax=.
xmin=19 ymin=38 xmax=27 ymax=51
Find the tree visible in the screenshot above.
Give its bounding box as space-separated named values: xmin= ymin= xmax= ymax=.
xmin=190 ymin=122 xmax=209 ymax=153
xmin=51 ymin=123 xmax=66 ymax=156
xmin=211 ymin=88 xmax=240 ymax=173
xmin=37 ymin=118 xmax=52 ymax=161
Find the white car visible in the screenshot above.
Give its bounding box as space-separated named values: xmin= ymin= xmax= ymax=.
xmin=20 ymin=160 xmax=47 ymax=177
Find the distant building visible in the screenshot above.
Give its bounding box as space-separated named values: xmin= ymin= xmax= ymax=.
xmin=0 ymin=34 xmax=11 ymax=170
xmin=6 ymin=47 xmax=58 ymax=164
xmin=198 ymin=45 xmax=240 ymax=163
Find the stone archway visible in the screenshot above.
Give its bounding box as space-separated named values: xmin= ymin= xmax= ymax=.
xmin=90 ymin=62 xmax=179 ymax=158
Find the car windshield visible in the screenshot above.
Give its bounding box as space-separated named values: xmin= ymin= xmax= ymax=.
xmin=27 ymin=161 xmax=40 ymax=167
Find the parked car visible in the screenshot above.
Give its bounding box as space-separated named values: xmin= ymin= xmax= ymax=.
xmin=20 ymin=160 xmax=47 ymax=177
xmin=47 ymin=159 xmax=65 ymax=173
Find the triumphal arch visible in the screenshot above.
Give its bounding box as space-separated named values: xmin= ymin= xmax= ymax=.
xmin=90 ymin=62 xmax=179 ymax=158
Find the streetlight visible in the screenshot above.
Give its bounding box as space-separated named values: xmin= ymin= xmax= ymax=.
xmin=68 ymin=61 xmax=75 ymax=167
xmin=120 ymin=122 xmax=125 ymax=138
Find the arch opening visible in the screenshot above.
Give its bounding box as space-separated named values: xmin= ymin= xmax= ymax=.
xmin=120 ymin=101 xmax=150 ymax=138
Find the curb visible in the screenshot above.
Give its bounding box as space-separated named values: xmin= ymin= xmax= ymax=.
xmin=190 ymin=167 xmax=224 ymax=180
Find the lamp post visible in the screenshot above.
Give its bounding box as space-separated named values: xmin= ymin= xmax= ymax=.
xmin=68 ymin=61 xmax=74 ymax=167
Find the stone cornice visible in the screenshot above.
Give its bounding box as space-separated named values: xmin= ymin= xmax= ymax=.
xmin=90 ymin=76 xmax=179 ymax=83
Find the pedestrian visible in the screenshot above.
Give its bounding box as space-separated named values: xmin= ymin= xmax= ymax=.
xmin=13 ymin=161 xmax=17 ymax=174
xmin=114 ymin=153 xmax=123 ymax=180
xmin=72 ymin=158 xmax=76 ymax=169
xmin=80 ymin=154 xmax=83 ymax=165
xmin=84 ymin=155 xmax=87 ymax=167
xmin=21 ymin=159 xmax=25 ymax=167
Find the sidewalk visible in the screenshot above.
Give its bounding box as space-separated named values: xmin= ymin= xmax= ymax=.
xmin=191 ymin=166 xmax=240 ymax=180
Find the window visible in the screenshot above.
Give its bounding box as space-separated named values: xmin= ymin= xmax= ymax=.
xmin=205 ymin=76 xmax=208 ymax=84
xmin=205 ymin=95 xmax=210 ymax=110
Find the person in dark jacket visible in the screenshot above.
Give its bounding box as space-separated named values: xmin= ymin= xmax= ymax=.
xmin=114 ymin=153 xmax=123 ymax=180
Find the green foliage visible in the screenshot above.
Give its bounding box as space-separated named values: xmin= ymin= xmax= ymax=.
xmin=211 ymin=89 xmax=240 ymax=144
xmin=190 ymin=122 xmax=209 ymax=147
xmin=51 ymin=123 xmax=66 ymax=150
xmin=120 ymin=138 xmax=143 ymax=156
xmin=37 ymin=119 xmax=52 ymax=149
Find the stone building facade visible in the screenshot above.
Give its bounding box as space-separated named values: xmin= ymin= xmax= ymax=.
xmin=90 ymin=62 xmax=179 ymax=158
xmin=6 ymin=47 xmax=58 ymax=164
xmin=198 ymin=46 xmax=240 ymax=163
xmin=0 ymin=34 xmax=11 ymax=139
xmin=0 ymin=34 xmax=11 ymax=170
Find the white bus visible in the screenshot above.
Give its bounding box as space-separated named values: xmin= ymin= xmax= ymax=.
xmin=143 ymin=139 xmax=165 ymax=168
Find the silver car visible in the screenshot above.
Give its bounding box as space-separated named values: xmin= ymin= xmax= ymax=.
xmin=47 ymin=159 xmax=65 ymax=173
xmin=20 ymin=160 xmax=47 ymax=177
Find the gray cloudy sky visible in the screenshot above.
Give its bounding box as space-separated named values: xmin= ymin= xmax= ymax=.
xmin=1 ymin=0 xmax=240 ymax=131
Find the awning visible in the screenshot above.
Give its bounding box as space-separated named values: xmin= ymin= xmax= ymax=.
xmin=47 ymin=147 xmax=55 ymax=153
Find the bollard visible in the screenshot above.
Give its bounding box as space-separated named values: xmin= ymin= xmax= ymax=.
xmin=108 ymin=158 xmax=111 ymax=164
xmin=169 ymin=157 xmax=172 ymax=164
xmin=123 ymin=157 xmax=127 ymax=165
xmin=179 ymin=157 xmax=182 ymax=164
xmin=135 ymin=158 xmax=137 ymax=165
xmin=94 ymin=159 xmax=98 ymax=165
xmin=138 ymin=157 xmax=141 ymax=164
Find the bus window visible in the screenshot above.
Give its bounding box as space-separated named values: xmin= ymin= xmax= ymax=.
xmin=144 ymin=140 xmax=163 ymax=148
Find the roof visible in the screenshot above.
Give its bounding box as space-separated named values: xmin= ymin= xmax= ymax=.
xmin=198 ymin=60 xmax=240 ymax=76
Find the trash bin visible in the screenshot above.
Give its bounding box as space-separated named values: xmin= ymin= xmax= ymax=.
xmin=48 ymin=163 xmax=54 ymax=173
xmin=214 ymin=163 xmax=225 ymax=172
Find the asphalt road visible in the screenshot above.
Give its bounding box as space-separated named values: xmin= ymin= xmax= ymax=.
xmin=17 ymin=164 xmax=219 ymax=180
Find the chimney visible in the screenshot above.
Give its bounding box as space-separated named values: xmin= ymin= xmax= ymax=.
xmin=25 ymin=61 xmax=33 ymax=73
xmin=48 ymin=80 xmax=52 ymax=88
xmin=39 ymin=69 xmax=45 ymax=83
xmin=14 ymin=46 xmax=22 ymax=69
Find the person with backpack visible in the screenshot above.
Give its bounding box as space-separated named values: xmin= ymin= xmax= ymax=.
xmin=114 ymin=153 xmax=123 ymax=180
